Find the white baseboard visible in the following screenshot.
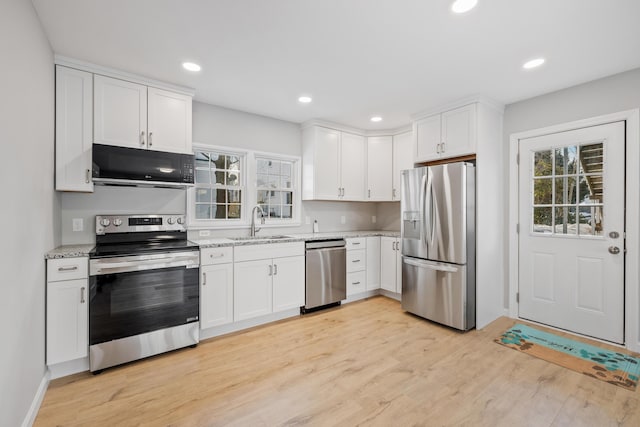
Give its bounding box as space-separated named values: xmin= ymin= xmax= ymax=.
xmin=379 ymin=289 xmax=401 ymax=301
xmin=48 ymin=357 xmax=90 ymax=380
xmin=22 ymin=372 xmax=49 ymax=427
xmin=343 ymin=289 xmax=380 ymax=303
xmin=200 ymin=308 xmax=301 ymax=341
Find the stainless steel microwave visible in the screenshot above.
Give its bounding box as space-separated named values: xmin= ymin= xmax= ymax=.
xmin=92 ymin=144 xmax=194 ymax=188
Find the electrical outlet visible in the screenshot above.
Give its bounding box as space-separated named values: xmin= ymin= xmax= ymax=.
xmin=305 ymin=216 xmax=311 ymax=225
xmin=372 ymin=215 xmax=377 ymax=224
xmin=72 ymin=218 xmax=83 ymax=232
xmin=199 ymin=230 xmax=211 ymax=237
xmin=340 ymin=215 xmax=346 ymax=224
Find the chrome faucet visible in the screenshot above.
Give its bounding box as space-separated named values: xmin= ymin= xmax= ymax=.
xmin=250 ymin=205 xmax=265 ymax=237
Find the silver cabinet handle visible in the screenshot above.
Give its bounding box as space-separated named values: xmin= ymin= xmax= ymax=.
xmin=268 ymin=264 xmax=273 ymax=276
xmin=352 ymin=259 xmax=361 ymax=263
xmin=210 ymin=253 xmax=225 ymax=259
xmin=338 ymin=188 xmax=341 ymax=198
xmin=140 ymin=131 xmax=145 ymax=146
xmin=393 ymin=188 xmax=396 ymax=199
xmin=441 ymin=142 xmax=445 ymax=152
xmin=368 ymin=189 xmax=371 ymax=198
xmin=342 ymin=188 xmax=345 ymax=197
xmin=352 ymin=281 xmax=361 ymax=285
xmin=58 ymin=266 xmax=78 ymax=272
xmin=202 ymin=272 xmax=207 ymax=285
xmin=80 ymin=286 xmax=85 ymax=303
xmin=149 ymin=132 xmax=153 ymax=147
xmin=436 ymin=143 xmax=441 ymax=153
xmin=86 ymin=169 xmax=91 ymax=184
xmin=274 ymin=264 xmax=278 ymax=275
xmin=352 ymin=242 xmax=361 ymax=245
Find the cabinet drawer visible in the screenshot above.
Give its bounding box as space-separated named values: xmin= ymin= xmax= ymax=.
xmin=47 ymin=258 xmax=88 ymax=282
xmin=346 ymin=238 xmax=366 ymax=250
xmin=347 ymin=249 xmax=366 ymax=272
xmin=200 ymin=247 xmax=233 ymax=266
xmin=347 ymin=271 xmax=366 ymax=296
xmin=234 ymin=242 xmax=304 ymax=262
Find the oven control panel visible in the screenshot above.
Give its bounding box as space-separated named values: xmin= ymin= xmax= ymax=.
xmin=96 ymin=214 xmax=186 ymax=235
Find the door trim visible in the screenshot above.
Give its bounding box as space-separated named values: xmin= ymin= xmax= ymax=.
xmin=508 ymin=109 xmax=640 ymax=352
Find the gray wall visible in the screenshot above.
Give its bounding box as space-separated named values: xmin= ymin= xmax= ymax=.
xmin=0 ymin=1 xmax=58 ymax=425
xmin=503 ymin=67 xmax=640 ymax=307
xmin=61 ymin=101 xmax=384 ymax=244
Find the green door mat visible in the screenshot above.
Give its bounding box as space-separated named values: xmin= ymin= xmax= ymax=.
xmin=495 ymin=323 xmax=640 ymax=391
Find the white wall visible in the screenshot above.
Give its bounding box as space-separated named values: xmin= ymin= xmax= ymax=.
xmin=0 ymin=1 xmax=58 ymax=425
xmin=503 ymin=67 xmax=640 ymax=307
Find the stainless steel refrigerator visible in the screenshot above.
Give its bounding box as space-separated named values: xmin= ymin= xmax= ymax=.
xmin=400 ymin=162 xmax=475 ymax=330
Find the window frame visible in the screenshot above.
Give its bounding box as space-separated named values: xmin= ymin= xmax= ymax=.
xmin=187 ymin=143 xmax=301 ymax=229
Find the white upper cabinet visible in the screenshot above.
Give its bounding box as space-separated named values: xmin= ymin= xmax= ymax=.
xmin=392 ymin=131 xmax=414 ymax=201
xmin=302 ymin=126 xmax=365 ymax=201
xmin=414 ymin=104 xmax=476 ymax=162
xmin=341 ymin=132 xmax=366 ymax=200
xmin=94 ymin=75 xmax=192 ymax=154
xmin=147 ymin=87 xmax=193 ymax=154
xmin=55 ymin=65 xmax=93 ymax=192
xmin=366 ymin=136 xmax=393 ymax=201
xmin=94 ymin=75 xmax=148 ymax=150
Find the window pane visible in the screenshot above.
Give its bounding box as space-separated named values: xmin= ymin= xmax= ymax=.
xmin=533 ymin=178 xmax=553 ymax=205
xmin=554 ymin=206 xmax=576 ymax=235
xmin=257 ymin=159 xmax=269 ymax=174
xmin=227 ymin=156 xmax=240 ymax=171
xmin=281 ymin=176 xmax=292 ymax=189
xmin=281 ymin=162 xmax=292 ymax=178
xmin=213 ymin=204 xmax=226 ymax=219
xmin=195 ymin=204 xmax=211 ymax=219
xmin=554 ymin=146 xmax=577 ymax=175
xmin=211 ymin=154 xmax=225 ymax=171
xmin=268 ymin=175 xmax=279 ymax=188
xmin=227 ymin=190 xmax=241 ymax=204
xmin=554 ymin=177 xmax=576 ymax=204
xmin=214 ymin=171 xmax=225 ymax=185
xmin=257 ymin=174 xmax=269 ymax=187
xmin=195 ymin=188 xmax=211 ymax=203
xmin=281 ymin=205 xmax=292 ymax=219
xmin=213 ymin=189 xmax=226 ymax=204
xmin=257 ymin=190 xmax=269 ymax=204
xmin=270 ymin=191 xmax=283 ymax=204
xmin=533 ymin=207 xmax=552 ymax=233
xmin=268 ymin=160 xmax=281 ymax=175
xmin=228 ymin=205 xmax=241 ymax=219
xmin=283 ymin=191 xmax=293 ymax=204
xmin=578 ymin=206 xmax=603 ymax=236
xmin=195 ymin=152 xmax=209 ymax=169
xmin=578 ymin=175 xmax=603 ymax=204
xmin=269 ymin=205 xmax=282 ymax=219
xmin=195 ymin=169 xmax=210 ymax=184
xmin=579 ymin=143 xmax=603 ymax=174
xmin=534 ymin=150 xmax=552 ymax=177
xmin=226 ymin=171 xmax=240 ymax=186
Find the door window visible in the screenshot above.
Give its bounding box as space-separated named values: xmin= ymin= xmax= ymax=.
xmin=531 ymin=142 xmax=604 ymax=236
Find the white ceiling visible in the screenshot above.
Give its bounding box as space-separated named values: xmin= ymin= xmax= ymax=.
xmin=32 ymin=0 xmax=640 ymax=130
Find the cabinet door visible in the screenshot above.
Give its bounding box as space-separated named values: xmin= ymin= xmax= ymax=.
xmin=313 ymin=127 xmax=341 ymax=200
xmin=366 ymin=136 xmax=393 ymax=201
xmin=46 ymin=279 xmax=88 ymax=365
xmin=234 ymin=259 xmax=273 ymax=321
xmin=55 ymin=66 xmax=93 ymax=192
xmin=441 ymin=104 xmax=476 ymax=158
xmin=380 ymin=237 xmax=397 ymax=292
xmin=200 ymin=263 xmax=233 ymax=329
xmin=147 ymin=87 xmax=192 ymax=154
xmin=392 ymin=132 xmax=414 ymax=201
xmin=272 ymin=255 xmax=305 ymax=312
xmin=415 ymin=114 xmax=441 ymax=162
xmin=366 ymin=236 xmax=381 ymax=290
xmin=94 ymin=75 xmax=147 ymax=149
xmin=340 ymin=132 xmax=366 ymax=201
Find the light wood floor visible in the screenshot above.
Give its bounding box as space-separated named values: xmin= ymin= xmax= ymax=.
xmin=35 ymin=296 xmax=640 ymax=426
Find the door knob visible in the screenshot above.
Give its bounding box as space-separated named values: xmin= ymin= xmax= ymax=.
xmin=608 ymin=246 xmax=620 ymax=254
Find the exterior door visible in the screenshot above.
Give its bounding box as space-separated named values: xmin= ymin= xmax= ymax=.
xmin=518 ymin=122 xmax=625 ymax=343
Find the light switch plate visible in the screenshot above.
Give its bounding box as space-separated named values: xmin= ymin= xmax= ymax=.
xmin=199 ymin=230 xmax=211 ymax=237
xmin=72 ymin=218 xmax=83 ymax=232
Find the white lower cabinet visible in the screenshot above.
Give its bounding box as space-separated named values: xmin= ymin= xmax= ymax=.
xmin=46 ymin=258 xmax=88 ymax=365
xmin=380 ymin=237 xmax=402 ymax=293
xmin=366 ymin=236 xmax=381 ymax=290
xmin=346 ymin=238 xmax=367 ymax=296
xmin=200 ymin=262 xmax=234 ymax=329
xmin=233 ymin=242 xmax=304 ymax=322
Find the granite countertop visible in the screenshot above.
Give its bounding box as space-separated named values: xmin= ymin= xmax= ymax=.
xmin=45 ymin=244 xmax=95 ymax=259
xmin=46 ymin=231 xmax=401 ymax=256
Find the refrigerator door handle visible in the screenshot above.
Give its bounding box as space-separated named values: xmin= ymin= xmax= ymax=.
xmin=424 ymin=171 xmax=433 ymax=246
xmin=419 ymin=172 xmax=427 ymax=245
xmin=403 ymin=257 xmax=459 ymax=273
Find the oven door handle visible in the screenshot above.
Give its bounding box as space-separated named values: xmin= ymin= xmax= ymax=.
xmin=90 ymin=254 xmax=200 ymax=276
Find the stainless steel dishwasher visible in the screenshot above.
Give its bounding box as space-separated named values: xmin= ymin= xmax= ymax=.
xmin=303 ymin=239 xmax=346 ymax=312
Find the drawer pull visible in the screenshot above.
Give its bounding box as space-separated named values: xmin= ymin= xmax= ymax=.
xmin=80 ymin=287 xmax=85 ymax=303
xmin=210 ymin=253 xmax=225 ymax=258
xmin=58 ymin=266 xmax=78 ymax=272
xmin=352 ymin=281 xmax=361 ymax=285
xmin=202 ymin=272 xmax=207 ymax=285
xmin=351 ymin=259 xmax=361 ymax=263
xmin=351 ymin=242 xmax=361 ymax=245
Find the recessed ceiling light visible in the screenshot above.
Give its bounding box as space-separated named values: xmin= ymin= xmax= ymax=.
xmin=370 ymin=116 xmax=383 ymax=123
xmin=298 ymin=96 xmax=312 ymax=103
xmin=182 ymin=62 xmax=201 ymax=72
xmin=523 ymin=58 xmax=545 ymax=70
xmin=451 ymin=0 xmax=478 ymax=14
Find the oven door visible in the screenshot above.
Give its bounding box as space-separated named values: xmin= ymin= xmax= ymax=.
xmin=89 ymin=251 xmax=200 ymax=345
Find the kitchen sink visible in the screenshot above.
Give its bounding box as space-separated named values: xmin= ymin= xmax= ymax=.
xmin=231 ymin=235 xmax=293 ymax=241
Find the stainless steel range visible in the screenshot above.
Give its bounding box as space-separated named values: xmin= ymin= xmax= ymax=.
xmin=88 ymin=214 xmax=200 ymax=372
